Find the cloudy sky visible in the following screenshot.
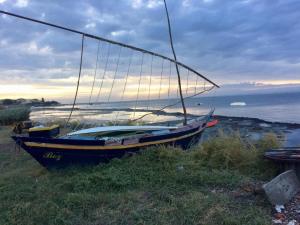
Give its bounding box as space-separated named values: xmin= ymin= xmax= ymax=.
xmin=0 ymin=0 xmax=300 ymax=102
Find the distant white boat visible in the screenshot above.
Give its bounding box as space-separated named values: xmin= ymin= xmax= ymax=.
xmin=230 ymin=102 xmax=246 ymax=106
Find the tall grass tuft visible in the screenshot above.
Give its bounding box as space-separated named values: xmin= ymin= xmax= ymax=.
xmin=0 ymin=106 xmax=30 ymax=125
xmin=193 ymin=130 xmax=281 ymax=178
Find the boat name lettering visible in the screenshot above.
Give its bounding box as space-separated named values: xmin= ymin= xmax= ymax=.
xmin=43 ymin=152 xmax=62 ymax=161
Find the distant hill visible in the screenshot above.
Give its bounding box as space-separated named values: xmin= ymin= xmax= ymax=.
xmin=0 ymin=98 xmax=60 ymax=107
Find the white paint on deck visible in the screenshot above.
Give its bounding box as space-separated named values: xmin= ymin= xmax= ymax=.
xmin=67 ymin=125 xmax=178 ymax=136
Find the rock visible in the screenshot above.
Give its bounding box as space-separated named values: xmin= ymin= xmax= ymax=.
xmin=275 ymin=205 xmax=285 ymax=213
xmin=259 ymin=123 xmax=271 ymax=128
xmin=263 ymin=170 xmax=300 ymax=205
xmin=176 ymin=165 xmax=184 ymax=171
xmin=274 ymin=212 xmax=285 ymax=220
xmin=287 ymin=220 xmax=297 ymax=225
xmin=273 ymin=219 xmax=283 ymax=224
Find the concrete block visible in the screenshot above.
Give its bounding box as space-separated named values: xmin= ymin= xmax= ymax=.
xmin=263 ymin=170 xmax=300 ymax=205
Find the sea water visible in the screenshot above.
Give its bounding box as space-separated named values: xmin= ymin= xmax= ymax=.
xmin=31 ymin=92 xmax=300 ymax=124
xmin=187 ymin=92 xmax=300 ymax=124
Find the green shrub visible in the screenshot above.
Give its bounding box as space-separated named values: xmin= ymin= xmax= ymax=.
xmin=193 ymin=130 xmax=281 ymax=178
xmin=0 ymin=106 xmax=30 ymax=125
xmin=256 ymin=132 xmax=281 ymax=152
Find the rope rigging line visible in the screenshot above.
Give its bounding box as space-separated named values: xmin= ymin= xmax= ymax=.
xmin=194 ymin=76 xmax=198 ymax=95
xmin=88 ymin=40 xmax=101 ymax=104
xmin=96 ymin=43 xmax=111 ymax=103
xmin=131 ymin=85 xmax=216 ymax=122
xmin=114 ymin=50 xmax=133 ymax=124
xmin=158 ymin=59 xmax=164 ymax=99
xmin=146 ymin=55 xmax=154 ymax=110
xmin=133 ymin=53 xmax=145 ymax=119
xmin=65 ymin=34 xmax=85 ymax=127
xmin=107 ymin=46 xmax=122 ymax=102
xmin=121 ymin=51 xmax=133 ymax=101
xmin=186 ymin=69 xmax=190 ymax=95
xmin=168 ymin=60 xmax=171 ymax=99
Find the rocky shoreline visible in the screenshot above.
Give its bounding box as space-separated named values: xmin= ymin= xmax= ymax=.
xmin=204 ymin=115 xmax=300 ymax=146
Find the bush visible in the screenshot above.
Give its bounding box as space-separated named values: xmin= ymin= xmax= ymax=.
xmin=193 ymin=130 xmax=281 ymax=178
xmin=2 ymin=99 xmax=16 ymax=105
xmin=0 ymin=106 xmax=30 ymax=125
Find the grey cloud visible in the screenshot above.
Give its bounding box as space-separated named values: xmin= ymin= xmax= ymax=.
xmin=0 ymin=0 xmax=300 ymax=86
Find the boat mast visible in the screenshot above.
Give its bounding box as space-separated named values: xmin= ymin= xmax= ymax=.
xmin=163 ymin=0 xmax=187 ymax=125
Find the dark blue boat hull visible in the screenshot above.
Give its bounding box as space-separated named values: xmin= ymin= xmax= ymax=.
xmin=12 ymin=124 xmax=205 ymax=168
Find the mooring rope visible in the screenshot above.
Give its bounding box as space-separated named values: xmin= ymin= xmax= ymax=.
xmin=65 ymin=34 xmax=85 ymax=127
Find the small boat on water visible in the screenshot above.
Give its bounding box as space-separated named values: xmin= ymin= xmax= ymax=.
xmin=2 ymin=6 xmax=219 ymax=168
xmin=230 ymin=102 xmax=246 ymax=106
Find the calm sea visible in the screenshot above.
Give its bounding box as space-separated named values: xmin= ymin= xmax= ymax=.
xmin=31 ymin=92 xmax=300 ymax=124
xmin=188 ymin=92 xmax=300 ymax=124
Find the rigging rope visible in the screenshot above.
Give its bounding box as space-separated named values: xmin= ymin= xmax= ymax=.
xmin=133 ymin=53 xmax=145 ymax=119
xmin=168 ymin=60 xmax=171 ymax=99
xmin=186 ymin=69 xmax=190 ymax=95
xmin=96 ymin=43 xmax=111 ymax=103
xmin=107 ymin=46 xmax=122 ymax=102
xmin=121 ymin=51 xmax=133 ymax=101
xmin=88 ymin=40 xmax=101 ymax=104
xmin=147 ymin=55 xmax=154 ymax=110
xmin=158 ymin=59 xmax=164 ymax=99
xmin=131 ymin=85 xmax=215 ymax=122
xmin=195 ymin=76 xmax=198 ymax=95
xmin=65 ymin=34 xmax=85 ymax=127
xmin=114 ymin=50 xmax=133 ymax=124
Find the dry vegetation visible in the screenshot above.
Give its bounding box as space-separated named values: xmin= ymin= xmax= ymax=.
xmin=0 ymin=106 xmax=30 ymax=125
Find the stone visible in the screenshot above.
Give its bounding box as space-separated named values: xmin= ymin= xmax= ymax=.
xmin=274 ymin=212 xmax=285 ymax=220
xmin=287 ymin=220 xmax=297 ymax=225
xmin=263 ymin=170 xmax=300 ymax=205
xmin=272 ymin=219 xmax=283 ymax=224
xmin=275 ymin=205 xmax=285 ymax=213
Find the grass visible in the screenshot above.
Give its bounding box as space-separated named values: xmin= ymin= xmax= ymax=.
xmin=0 ymin=106 xmax=30 ymax=125
xmin=0 ymin=128 xmax=278 ymax=225
xmin=195 ymin=131 xmax=280 ymax=179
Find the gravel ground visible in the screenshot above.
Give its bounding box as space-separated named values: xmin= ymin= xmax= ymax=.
xmin=272 ymin=192 xmax=300 ymax=225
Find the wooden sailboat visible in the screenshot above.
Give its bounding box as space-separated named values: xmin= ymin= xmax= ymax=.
xmin=2 ymin=3 xmax=219 ymax=168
